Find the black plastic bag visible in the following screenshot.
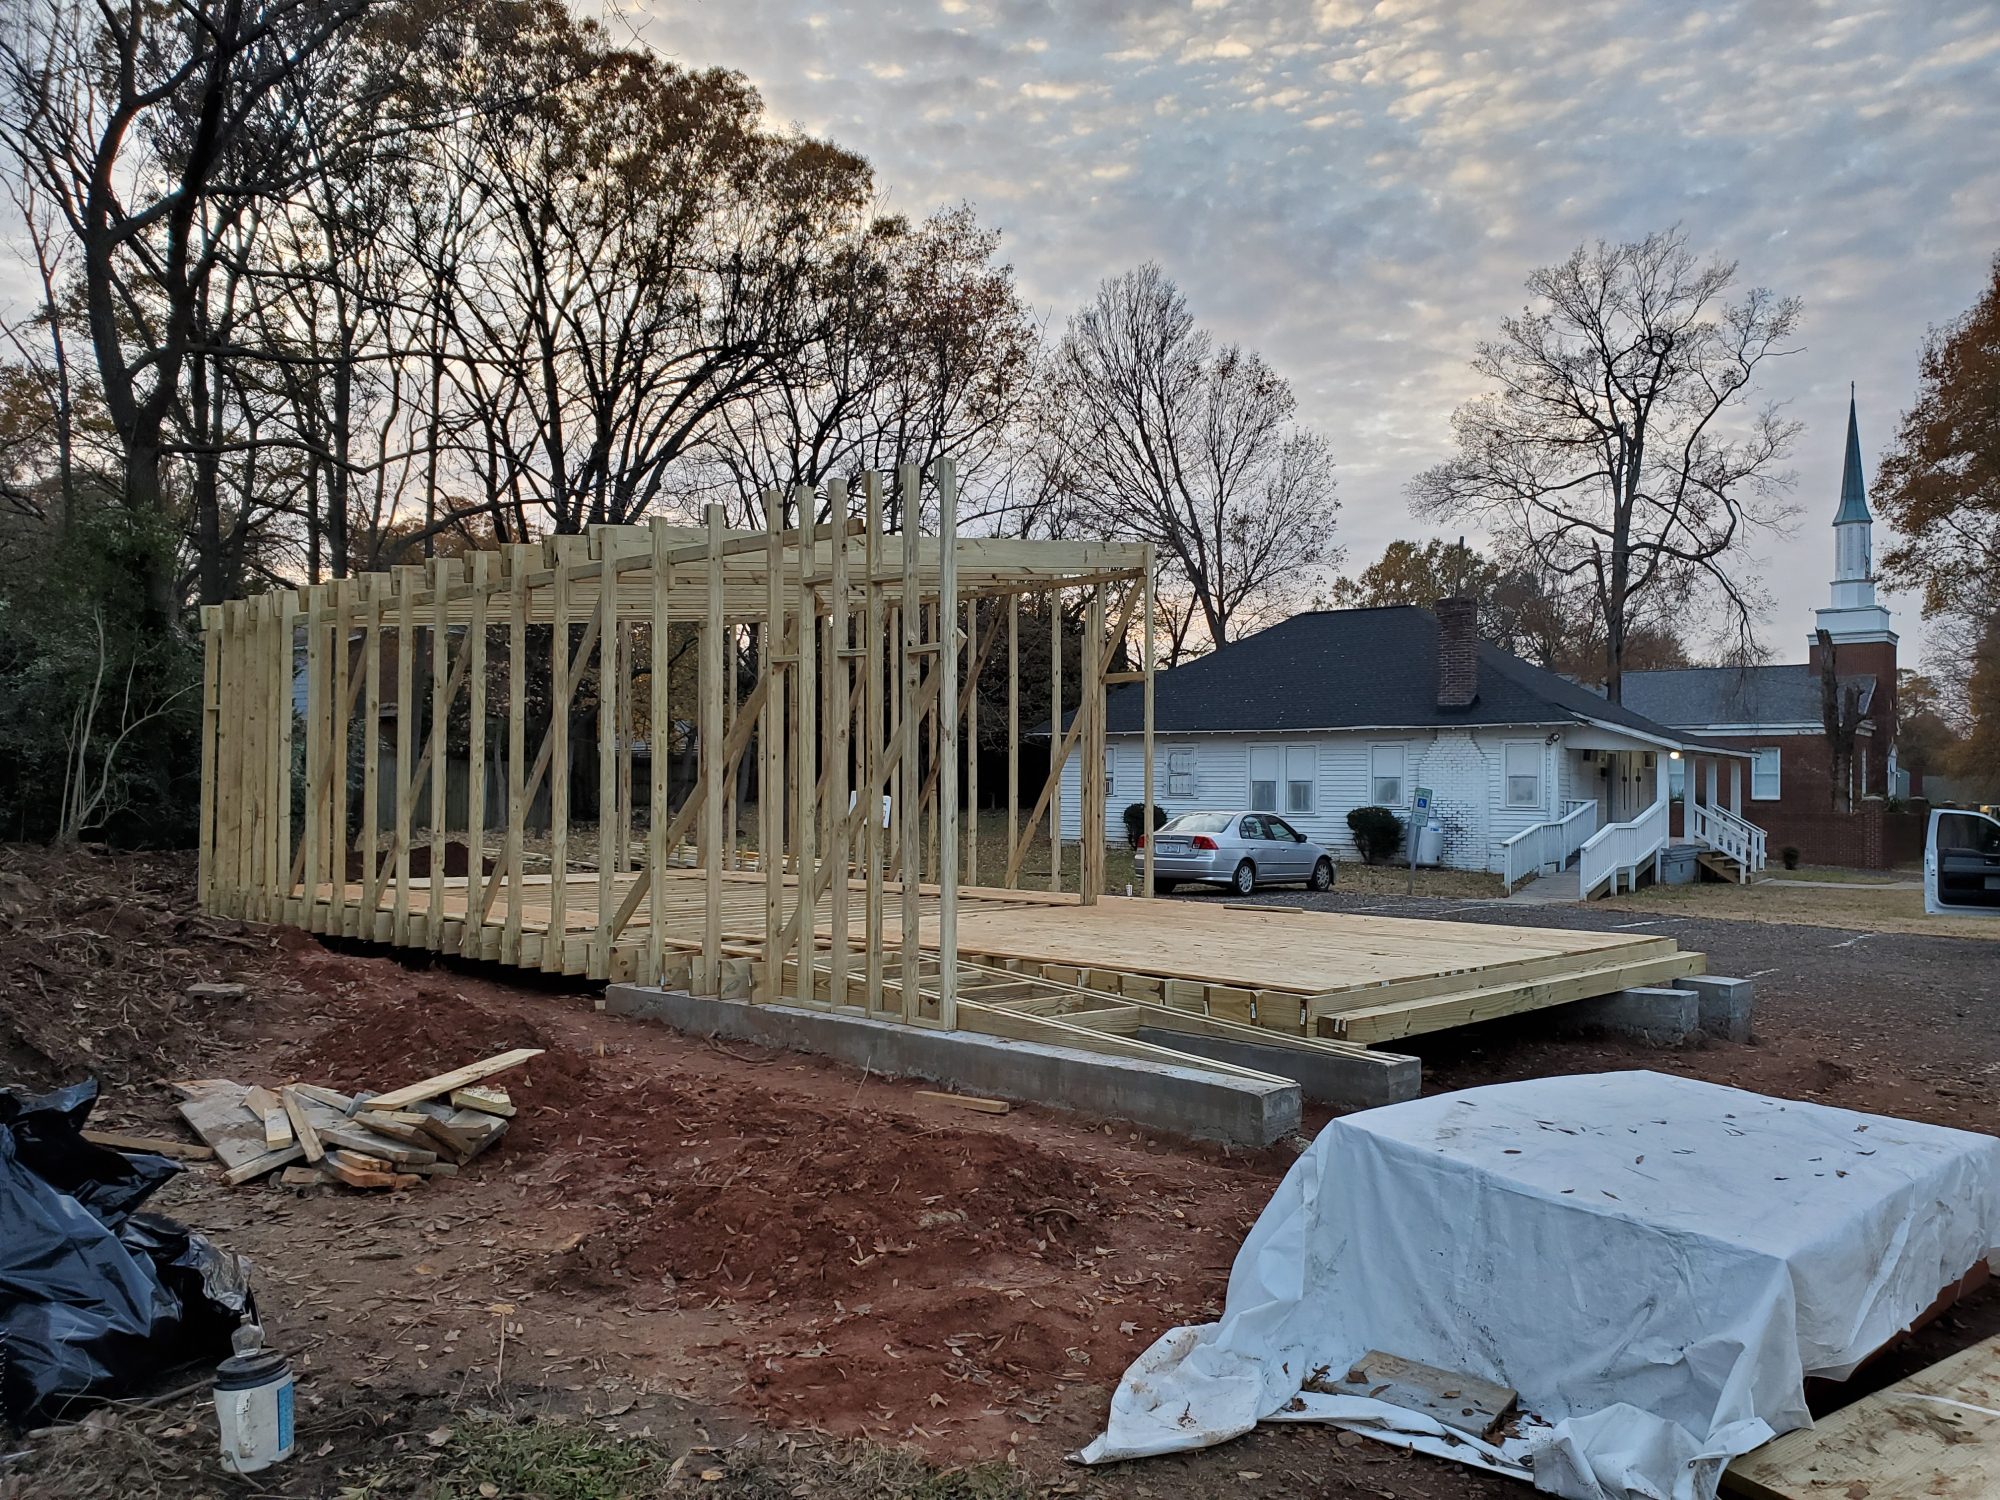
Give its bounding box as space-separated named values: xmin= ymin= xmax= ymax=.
xmin=0 ymin=1080 xmax=253 ymax=1425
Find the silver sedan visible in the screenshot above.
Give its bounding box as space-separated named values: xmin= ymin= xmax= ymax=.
xmin=1142 ymin=810 xmax=1336 ymax=895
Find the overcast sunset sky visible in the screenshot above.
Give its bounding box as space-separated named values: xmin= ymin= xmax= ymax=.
xmin=626 ymin=0 xmax=2000 ymax=664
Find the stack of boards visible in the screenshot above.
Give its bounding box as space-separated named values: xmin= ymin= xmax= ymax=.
xmin=165 ymin=1048 xmax=541 ymax=1191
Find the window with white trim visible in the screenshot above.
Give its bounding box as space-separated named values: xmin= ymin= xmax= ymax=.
xmin=1503 ymin=741 xmax=1543 ymax=809
xmin=1103 ymin=750 xmax=1115 ymax=799
xmin=1285 ymin=745 xmax=1316 ymax=813
xmin=1166 ymin=748 xmax=1196 ymax=799
xmin=1370 ymin=743 xmax=1406 ymax=807
xmin=1248 ymin=746 xmax=1280 ymax=812
xmin=1751 ymin=747 xmax=1781 ymax=801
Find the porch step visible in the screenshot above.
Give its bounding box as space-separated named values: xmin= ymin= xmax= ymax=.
xmin=1697 ymin=850 xmax=1746 ymax=882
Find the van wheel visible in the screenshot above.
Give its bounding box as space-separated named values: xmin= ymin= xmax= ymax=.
xmin=1231 ymin=861 xmax=1256 ymax=895
xmin=1309 ymin=858 xmax=1334 ymax=891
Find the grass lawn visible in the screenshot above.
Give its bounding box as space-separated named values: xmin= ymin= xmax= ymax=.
xmin=1603 ymin=874 xmax=2000 ymax=940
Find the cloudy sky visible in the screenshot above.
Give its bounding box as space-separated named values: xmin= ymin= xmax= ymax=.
xmin=625 ymin=0 xmax=2000 ymax=663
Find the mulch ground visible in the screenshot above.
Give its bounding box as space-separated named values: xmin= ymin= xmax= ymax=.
xmin=3 ymin=844 xmax=1996 ymax=1500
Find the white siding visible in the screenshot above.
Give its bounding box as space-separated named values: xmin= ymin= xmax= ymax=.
xmin=1058 ymin=728 xmax=1641 ymax=873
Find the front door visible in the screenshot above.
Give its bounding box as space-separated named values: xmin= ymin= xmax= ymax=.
xmin=1609 ymin=752 xmax=1651 ymax=823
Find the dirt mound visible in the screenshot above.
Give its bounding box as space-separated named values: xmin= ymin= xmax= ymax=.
xmin=0 ymin=844 xmax=284 ymax=1088
xmin=571 ymin=1080 xmax=1108 ymax=1303
xmin=285 ymin=982 xmax=595 ymax=1127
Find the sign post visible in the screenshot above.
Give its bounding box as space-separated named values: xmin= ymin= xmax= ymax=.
xmin=1407 ymin=785 xmax=1433 ymax=896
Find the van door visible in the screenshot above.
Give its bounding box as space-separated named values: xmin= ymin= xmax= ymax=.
xmin=1925 ymin=807 xmax=2000 ymax=917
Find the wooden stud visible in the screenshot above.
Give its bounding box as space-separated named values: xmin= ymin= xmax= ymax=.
xmin=936 ymin=457 xmax=959 ymax=1030
xmin=544 ymin=542 xmax=574 ymax=973
xmin=463 ymin=553 xmax=488 ymax=958
xmin=826 ymin=477 xmax=851 ymax=1012
xmin=701 ymin=503 xmax=725 ymax=994
xmin=1006 ymin=592 xmax=1018 ymax=891
xmin=392 ymin=568 xmax=417 ymax=947
xmin=361 ymin=577 xmax=382 ymax=925
xmin=1049 ymin=585 xmax=1062 ymax=894
xmin=898 ymin=465 xmax=922 ymax=1024
xmin=791 ymin=486 xmax=817 ymax=1009
xmin=759 ymin=492 xmax=784 ymax=999
xmin=862 ymin=473 xmax=886 ymax=1015
xmin=503 ymin=546 xmax=529 ymax=967
xmin=594 ymin=528 xmax=619 ymax=980
xmin=1142 ymin=543 xmax=1156 ymax=899
xmin=649 ymin=518 xmax=674 ymax=986
xmin=428 ymin=556 xmax=452 ymax=947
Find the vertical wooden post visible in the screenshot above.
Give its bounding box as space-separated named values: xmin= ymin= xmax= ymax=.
xmin=1142 ymin=544 xmax=1157 ymax=899
xmin=361 ymin=578 xmax=382 ymax=931
xmin=647 ymin=518 xmax=673 ymax=986
xmin=925 ymin=599 xmax=940 ymax=884
xmin=1049 ymin=586 xmax=1062 ymax=893
xmin=219 ymin=601 xmax=243 ymax=914
xmin=330 ymin=579 xmax=353 ymax=935
xmin=618 ymin=619 xmax=635 ymax=875
xmin=504 ymin=547 xmax=528 ymax=966
xmin=935 ymin=457 xmax=959 ymax=1030
xmin=965 ymin=597 xmax=978 ymax=888
xmin=897 ymin=464 xmax=921 ymax=1023
xmin=427 ymin=557 xmax=452 ymax=948
xmin=464 ymin=552 xmax=489 ymax=958
xmin=594 ymin=529 xmax=619 ymax=981
xmin=1006 ymin=592 xmax=1018 ymax=891
xmin=862 ymin=472 xmax=886 ymax=1015
xmin=298 ymin=584 xmax=318 ymax=924
xmin=700 ymin=503 xmax=725 ymax=993
xmin=198 ymin=607 xmax=221 ymax=910
xmin=274 ymin=592 xmax=296 ymax=924
xmin=392 ymin=567 xmax=417 ymax=948
xmin=760 ymin=491 xmax=784 ymax=1000
xmin=791 ymin=486 xmax=817 ymax=1008
xmin=544 ymin=543 xmax=573 ymax=973
xmin=1083 ymin=583 xmax=1105 ymax=903
xmin=826 ymin=477 xmax=851 ymax=1010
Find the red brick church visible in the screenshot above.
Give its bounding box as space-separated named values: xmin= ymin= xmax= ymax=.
xmin=1620 ymin=394 xmax=1918 ymax=868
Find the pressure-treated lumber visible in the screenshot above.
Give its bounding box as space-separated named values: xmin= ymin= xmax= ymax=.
xmin=363 ymin=1048 xmax=545 ymax=1112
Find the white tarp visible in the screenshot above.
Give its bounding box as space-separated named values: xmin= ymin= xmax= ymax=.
xmin=1081 ymin=1071 xmax=2000 ymax=1500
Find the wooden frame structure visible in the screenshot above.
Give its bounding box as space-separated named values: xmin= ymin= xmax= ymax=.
xmin=198 ymin=462 xmax=1167 ymax=1033
xmin=196 ymin=459 xmax=1704 ymax=1074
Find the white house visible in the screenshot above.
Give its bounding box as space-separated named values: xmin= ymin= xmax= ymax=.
xmin=1058 ymin=599 xmax=1763 ymax=896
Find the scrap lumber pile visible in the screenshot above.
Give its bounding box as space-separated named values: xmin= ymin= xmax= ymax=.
xmin=165 ymin=1048 xmax=538 ymax=1191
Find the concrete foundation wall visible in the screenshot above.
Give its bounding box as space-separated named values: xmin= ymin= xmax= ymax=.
xmin=604 ymin=985 xmax=1304 ymax=1147
xmin=1132 ymin=1028 xmax=1419 ymax=1109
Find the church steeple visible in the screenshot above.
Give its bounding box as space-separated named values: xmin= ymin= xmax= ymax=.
xmin=1834 ymin=386 xmax=1870 ymax=526
xmin=1813 ymin=386 xmax=1894 ymax=649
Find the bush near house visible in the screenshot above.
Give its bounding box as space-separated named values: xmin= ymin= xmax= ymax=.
xmin=1122 ymin=801 xmax=1169 ymax=849
xmin=1347 ymin=805 xmax=1404 ymax=865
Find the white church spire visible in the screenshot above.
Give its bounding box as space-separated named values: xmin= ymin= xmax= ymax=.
xmin=1812 ymin=388 xmax=1895 ymax=647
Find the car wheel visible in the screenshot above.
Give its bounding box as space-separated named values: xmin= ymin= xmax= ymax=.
xmin=1309 ymin=857 xmax=1334 ymax=891
xmin=1231 ymin=860 xmax=1256 ymax=895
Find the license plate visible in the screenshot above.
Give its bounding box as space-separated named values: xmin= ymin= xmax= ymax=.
xmin=1157 ymin=838 xmax=1190 ymax=853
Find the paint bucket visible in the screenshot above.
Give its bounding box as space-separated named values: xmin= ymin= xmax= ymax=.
xmin=212 ymin=1323 xmax=295 ymax=1474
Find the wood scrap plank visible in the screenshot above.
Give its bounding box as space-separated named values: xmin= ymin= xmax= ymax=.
xmin=318 ymin=1126 xmax=436 ymax=1166
xmin=362 ymin=1048 xmax=543 ymax=1112
xmin=321 ymin=1154 xmax=401 ymax=1190
xmin=261 ymin=1108 xmax=294 ymax=1151
xmin=176 ymin=1080 xmax=276 ymax=1170
xmin=442 ymin=1109 xmax=508 ymax=1160
xmin=1723 ymin=1332 xmax=2000 ymax=1500
xmin=291 ymin=1083 xmax=358 ymax=1114
xmin=243 ymin=1084 xmax=282 ymax=1117
xmin=224 ymin=1143 xmax=304 ymax=1186
xmin=914 ymin=1090 xmax=1010 ymax=1115
xmin=80 ymin=1130 xmax=215 ymax=1161
xmin=279 ymin=1166 xmax=324 ymax=1187
xmin=451 ymin=1085 xmax=514 ymax=1117
xmin=279 ymin=1085 xmax=325 ymax=1163
xmin=1313 ymin=1350 xmax=1518 ymax=1442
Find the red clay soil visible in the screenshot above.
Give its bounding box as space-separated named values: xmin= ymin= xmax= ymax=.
xmin=257 ymin=936 xmax=1282 ymax=1457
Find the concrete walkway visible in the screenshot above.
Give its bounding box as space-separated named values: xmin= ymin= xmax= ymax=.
xmin=1759 ymin=877 xmax=1921 ymax=890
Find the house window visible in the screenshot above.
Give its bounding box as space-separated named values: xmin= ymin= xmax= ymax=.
xmin=1751 ymin=747 xmax=1781 ymax=801
xmin=1166 ymin=748 xmax=1196 ymax=799
xmin=1286 ymin=745 xmax=1316 ymax=813
xmin=1370 ymin=743 xmax=1406 ymax=807
xmin=1103 ymin=750 xmax=1115 ymax=799
xmin=1503 ymin=741 xmax=1543 ymax=809
xmin=1249 ymin=746 xmax=1279 ymax=812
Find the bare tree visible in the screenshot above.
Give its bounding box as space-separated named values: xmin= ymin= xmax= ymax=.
xmin=0 ymin=0 xmax=379 ymax=613
xmin=1410 ymin=227 xmax=1802 ymax=701
xmin=1045 ymin=264 xmax=1339 ymax=649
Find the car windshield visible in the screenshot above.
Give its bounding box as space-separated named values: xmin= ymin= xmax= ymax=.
xmin=1161 ymin=812 xmax=1234 ymax=834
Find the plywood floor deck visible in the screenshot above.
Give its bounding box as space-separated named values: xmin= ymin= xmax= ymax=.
xmin=288 ymin=869 xmax=1701 ymax=1043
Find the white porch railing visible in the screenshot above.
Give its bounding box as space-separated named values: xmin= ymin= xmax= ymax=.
xmin=1500 ymin=799 xmax=1600 ymax=892
xmin=1578 ymin=795 xmax=1670 ymax=898
xmin=1688 ymin=801 xmax=1767 ymax=880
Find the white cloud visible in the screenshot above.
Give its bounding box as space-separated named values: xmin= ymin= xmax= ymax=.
xmin=627 ymin=0 xmax=2000 ymax=659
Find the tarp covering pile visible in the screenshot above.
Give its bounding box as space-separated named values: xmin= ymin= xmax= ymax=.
xmin=0 ymin=1081 xmax=253 ymax=1424
xmin=1081 ymin=1072 xmax=2000 ymax=1500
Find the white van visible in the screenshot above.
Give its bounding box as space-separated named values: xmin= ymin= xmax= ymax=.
xmin=1924 ymin=806 xmax=2000 ymax=916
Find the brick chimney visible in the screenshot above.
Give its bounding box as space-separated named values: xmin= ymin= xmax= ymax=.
xmin=1434 ymin=595 xmax=1479 ymax=710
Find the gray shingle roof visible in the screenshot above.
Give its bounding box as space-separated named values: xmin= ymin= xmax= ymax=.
xmin=1095 ymin=606 xmax=1694 ymax=743
xmin=1618 ymin=665 xmax=1875 ymax=729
